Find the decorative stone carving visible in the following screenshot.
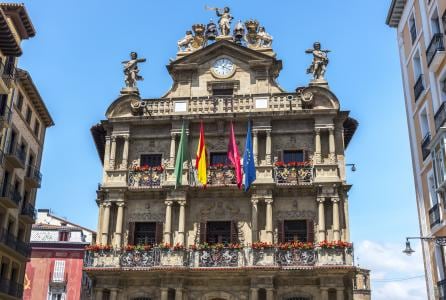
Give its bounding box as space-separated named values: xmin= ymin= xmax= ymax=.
xmin=177 ymin=24 xmax=206 ymax=52
xmin=275 ymin=210 xmax=316 ymax=220
xmin=206 ymin=6 xmax=233 ymax=36
xmin=305 ymin=42 xmax=330 ymax=81
xmin=198 ymin=200 xmax=248 ymax=221
xmin=244 ymin=20 xmax=273 ymax=49
xmin=122 ymin=52 xmax=146 ymax=92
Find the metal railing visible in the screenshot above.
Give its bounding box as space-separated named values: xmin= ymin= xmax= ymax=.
xmin=5 ymin=143 xmax=26 ymax=166
xmin=0 ymin=104 xmax=11 ymax=125
xmin=0 ymin=278 xmax=23 ymax=298
xmin=25 ymin=164 xmax=42 ymax=187
xmin=438 ymin=278 xmax=446 ymax=300
xmin=21 ymin=202 xmax=36 ymax=220
xmin=421 ymin=133 xmax=431 ymax=160
xmin=0 ymin=184 xmax=22 ymax=206
xmin=128 ymin=168 xmax=164 ymax=188
xmin=426 ymin=33 xmax=445 ymax=66
xmin=435 ymin=101 xmax=446 ymax=130
xmin=429 ymin=203 xmax=441 ymax=228
xmin=0 ymin=228 xmax=31 ymax=257
xmin=410 ymin=23 xmax=417 ymax=44
xmin=413 ymin=74 xmax=425 ymax=101
xmin=273 ymin=164 xmax=313 ymax=185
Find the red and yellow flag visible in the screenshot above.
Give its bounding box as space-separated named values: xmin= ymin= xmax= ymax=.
xmin=195 ymin=122 xmax=207 ymax=186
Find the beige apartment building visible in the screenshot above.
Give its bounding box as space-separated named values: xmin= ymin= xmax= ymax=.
xmin=387 ymin=0 xmax=446 ymax=299
xmin=85 ymin=11 xmax=370 ymax=300
xmin=0 ymin=3 xmax=54 ymax=299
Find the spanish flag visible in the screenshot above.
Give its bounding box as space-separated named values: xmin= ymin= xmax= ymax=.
xmin=195 ymin=122 xmax=207 ymax=186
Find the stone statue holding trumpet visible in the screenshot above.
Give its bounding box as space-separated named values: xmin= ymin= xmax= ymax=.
xmin=205 ymin=6 xmax=233 ymax=36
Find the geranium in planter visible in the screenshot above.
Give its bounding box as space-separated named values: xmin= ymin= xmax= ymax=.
xmin=317 ymin=240 xmax=352 ymax=249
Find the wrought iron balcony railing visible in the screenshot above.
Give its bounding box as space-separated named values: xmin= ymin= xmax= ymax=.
xmin=25 ymin=164 xmax=42 ymax=188
xmin=414 ymin=74 xmax=425 ymax=101
xmin=20 ymin=202 xmax=36 ymax=221
xmin=438 ymin=278 xmax=446 ymax=300
xmin=84 ymin=246 xmax=352 ymax=269
xmin=273 ymin=164 xmax=313 ymax=185
xmin=429 ymin=203 xmax=441 ymax=228
xmin=4 ymin=143 xmax=26 ymax=168
xmin=435 ymin=101 xmax=446 ymax=130
xmin=0 ymin=228 xmax=31 ymax=257
xmin=421 ymin=133 xmax=431 ymax=161
xmin=426 ymin=33 xmax=445 ymax=66
xmin=410 ymin=23 xmax=417 ymax=44
xmin=0 ymin=278 xmax=23 ymax=298
xmin=207 ymin=165 xmax=237 ymax=186
xmin=128 ymin=168 xmax=164 ymax=188
xmin=0 ymin=104 xmax=12 ymax=127
xmin=0 ymin=184 xmax=22 ymax=207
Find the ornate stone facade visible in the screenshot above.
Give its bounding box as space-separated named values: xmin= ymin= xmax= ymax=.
xmin=86 ymin=9 xmax=370 ymax=300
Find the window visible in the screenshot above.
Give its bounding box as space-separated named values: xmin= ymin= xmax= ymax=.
xmin=16 ymin=92 xmax=23 ymax=111
xmin=413 ymin=51 xmax=422 ymax=80
xmin=283 ymin=150 xmax=304 ymax=163
xmin=59 ymin=231 xmax=69 ymax=241
xmin=25 ymin=106 xmax=32 ymax=124
xmin=431 ymin=11 xmax=441 ymax=35
xmin=34 ymin=120 xmax=40 ymax=138
xmin=409 ymin=14 xmax=417 ymax=44
xmin=52 ymin=260 xmax=65 ymax=282
xmin=4 ymin=56 xmax=15 ymax=76
xmin=213 ymin=88 xmax=233 ymax=96
xmin=140 ymin=154 xmax=162 ymax=167
xmin=278 ymin=220 xmax=314 ymax=243
xmin=134 ymin=222 xmax=157 ymax=245
xmin=210 ymin=152 xmax=227 ymax=165
xmin=429 ymin=174 xmax=439 ymax=207
xmin=419 ymin=108 xmax=430 ymax=138
xmin=0 ymin=94 xmax=7 ymax=117
xmin=205 ymin=221 xmax=233 ymax=244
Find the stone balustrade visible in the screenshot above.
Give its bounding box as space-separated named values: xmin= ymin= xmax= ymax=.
xmin=84 ymin=247 xmax=352 ymax=269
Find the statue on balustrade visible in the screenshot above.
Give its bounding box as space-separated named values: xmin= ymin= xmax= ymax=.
xmin=206 ymin=6 xmax=233 ymax=36
xmin=305 ymin=42 xmax=330 ymax=81
xmin=122 ymin=52 xmax=146 ymax=89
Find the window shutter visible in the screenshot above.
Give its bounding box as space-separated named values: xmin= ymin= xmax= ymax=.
xmin=277 ymin=220 xmax=284 ymax=243
xmin=52 ymin=260 xmax=65 ymax=282
xmin=155 ymin=222 xmax=163 ymax=244
xmin=199 ymin=222 xmax=207 ymax=244
xmin=307 ymin=219 xmax=314 ymax=243
xmin=230 ymin=221 xmax=239 ymax=243
xmin=128 ymin=222 xmax=135 ymax=245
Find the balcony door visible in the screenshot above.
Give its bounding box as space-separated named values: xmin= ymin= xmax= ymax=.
xmin=201 ymin=221 xmax=238 ymax=244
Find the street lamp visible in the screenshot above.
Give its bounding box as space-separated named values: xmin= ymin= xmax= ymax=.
xmin=403 ymin=236 xmax=446 ymax=255
xmin=346 ymin=163 xmax=356 ymax=172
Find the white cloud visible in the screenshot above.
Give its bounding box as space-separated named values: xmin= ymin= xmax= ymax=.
xmin=355 ymin=240 xmax=427 ymax=300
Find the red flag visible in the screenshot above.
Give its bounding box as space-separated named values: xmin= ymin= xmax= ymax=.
xmin=227 ymin=122 xmax=242 ymax=189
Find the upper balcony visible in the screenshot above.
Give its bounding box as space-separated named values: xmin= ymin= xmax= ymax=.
xmin=0 ymin=184 xmax=21 ymax=208
xmin=0 ymin=59 xmax=16 ymax=94
xmin=20 ymin=202 xmax=36 ymax=224
xmin=0 ymin=228 xmax=31 ymax=258
xmin=4 ymin=143 xmax=26 ymax=169
xmin=24 ymin=164 xmax=42 ymax=188
xmin=426 ymin=33 xmax=445 ymax=72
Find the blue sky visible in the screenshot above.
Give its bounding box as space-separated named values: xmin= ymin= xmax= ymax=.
xmin=16 ymin=1 xmax=425 ymax=298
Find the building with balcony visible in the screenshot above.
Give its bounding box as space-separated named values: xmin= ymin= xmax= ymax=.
xmin=23 ymin=209 xmax=95 ymax=300
xmin=0 ymin=3 xmax=55 ymax=299
xmin=386 ymin=0 xmax=446 ymax=299
xmin=86 ymin=12 xmax=370 ymax=300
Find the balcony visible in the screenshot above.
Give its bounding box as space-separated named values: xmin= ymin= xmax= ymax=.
xmin=438 ymin=279 xmax=446 ymax=300
xmin=426 ymin=33 xmax=445 ymax=71
xmin=128 ymin=166 xmax=164 ymax=189
xmin=0 ymin=229 xmax=31 ymax=258
xmin=0 ymin=185 xmax=21 ymax=208
xmin=0 ymin=279 xmax=23 ymax=299
xmin=273 ymin=162 xmax=313 ymax=185
xmin=4 ymin=144 xmax=26 ymax=169
xmin=413 ymin=74 xmax=425 ymax=101
xmin=84 ymin=246 xmax=352 ymax=269
xmin=410 ymin=23 xmax=417 ymax=44
xmin=207 ymin=165 xmax=236 ymax=186
xmin=24 ymin=165 xmax=42 ymax=188
xmin=429 ymin=203 xmax=441 ymax=228
xmin=435 ymin=102 xmax=446 ymax=130
xmin=20 ymin=202 xmax=36 ymax=224
xmin=421 ymin=133 xmax=431 ymax=161
xmin=49 ymin=271 xmax=68 ymax=285
xmin=0 ymin=104 xmax=11 ymax=129
xmin=0 ymin=60 xmax=16 ymax=94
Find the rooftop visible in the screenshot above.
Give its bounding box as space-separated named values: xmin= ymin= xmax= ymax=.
xmin=386 ymin=0 xmax=407 ymax=27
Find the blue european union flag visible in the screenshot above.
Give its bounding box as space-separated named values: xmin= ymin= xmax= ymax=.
xmin=243 ymin=121 xmax=256 ymax=191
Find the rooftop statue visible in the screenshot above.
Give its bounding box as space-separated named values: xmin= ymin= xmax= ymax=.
xmin=305 ymin=42 xmax=330 ymax=81
xmin=257 ymin=26 xmax=273 ymax=48
xmin=122 ymin=52 xmax=146 ymax=89
xmin=244 ymin=20 xmax=273 ymax=49
xmin=177 ymin=31 xmax=194 ymax=52
xmin=206 ymin=6 xmax=233 ymax=36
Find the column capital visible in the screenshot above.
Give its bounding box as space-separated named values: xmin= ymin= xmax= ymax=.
xmin=103 ymin=201 xmax=112 ymax=208
xmin=317 ymin=196 xmax=325 ymax=203
xmin=251 ymin=198 xmax=259 ymax=205
xmin=165 ymin=200 xmax=173 ymax=206
xmin=116 ymin=201 xmax=126 ymax=208
xmin=177 ymin=200 xmax=186 ymax=206
xmin=331 ymin=197 xmax=340 ymax=203
xmin=328 ymin=127 xmax=335 ymax=133
xmin=314 ymin=127 xmax=321 ymax=134
xmin=123 ymin=135 xmax=130 ymax=141
xmin=111 ymin=135 xmax=117 ymax=142
xmin=265 ymin=198 xmax=273 ymax=204
xmin=171 ymin=132 xmax=177 ymax=138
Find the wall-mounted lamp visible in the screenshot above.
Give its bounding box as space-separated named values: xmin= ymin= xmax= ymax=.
xmin=403 ymin=236 xmax=446 ymax=256
xmin=346 ymin=163 xmax=356 ymax=172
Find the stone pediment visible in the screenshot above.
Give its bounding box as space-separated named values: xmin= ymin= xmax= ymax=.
xmin=167 ymin=39 xmax=282 ymax=77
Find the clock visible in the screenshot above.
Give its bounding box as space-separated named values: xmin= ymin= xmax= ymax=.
xmin=211 ymin=58 xmax=235 ymax=78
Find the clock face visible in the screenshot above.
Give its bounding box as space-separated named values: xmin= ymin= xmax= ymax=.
xmin=211 ymin=58 xmax=235 ymax=78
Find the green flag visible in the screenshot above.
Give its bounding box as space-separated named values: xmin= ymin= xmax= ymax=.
xmin=174 ymin=123 xmax=187 ymax=188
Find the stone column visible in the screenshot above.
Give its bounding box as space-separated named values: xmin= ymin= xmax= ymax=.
xmin=110 ymin=288 xmax=119 ymax=300
xmin=94 ymin=288 xmax=103 ymax=300
xmin=114 ymin=202 xmax=125 ymax=248
xmin=170 ymin=132 xmax=176 ymax=167
xmin=175 ymin=288 xmax=183 ymax=300
xmin=109 ymin=136 xmax=117 ymax=169
xmin=332 ymin=197 xmax=340 ymax=241
xmin=253 ymin=130 xmax=258 ymax=165
xmin=314 ymin=128 xmax=321 ymax=163
xmin=164 ymin=201 xmax=173 ymax=243
xmin=97 ymin=203 xmax=104 ymax=241
xmin=265 ymin=198 xmax=273 ymax=243
xmin=103 ymin=136 xmax=111 ymax=170
xmin=317 ymin=196 xmax=326 ymax=241
xmin=101 ymin=201 xmax=111 ymax=245
xmin=251 ymin=198 xmax=258 ymax=243
xmin=265 ymin=130 xmax=272 ymax=165
xmin=328 ymin=127 xmax=336 ymax=162
xmin=122 ymin=135 xmax=129 ymax=169
xmin=161 ymin=288 xmax=169 ymax=300
xmin=343 ymin=193 xmax=350 ymax=241
xmin=320 ymin=288 xmax=328 ymax=300
xmin=250 ymin=288 xmax=259 ymax=300
xmin=336 ymin=288 xmax=345 ymax=300
xmin=266 ymin=288 xmax=274 ymax=300
xmin=177 ymin=200 xmax=186 ymax=245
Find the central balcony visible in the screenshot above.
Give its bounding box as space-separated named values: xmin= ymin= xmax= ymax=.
xmin=128 ymin=166 xmax=165 ymax=189
xmin=84 ymin=245 xmax=352 ymax=269
xmin=207 ymin=165 xmax=236 ymax=186
xmin=273 ymin=162 xmax=313 ymax=185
